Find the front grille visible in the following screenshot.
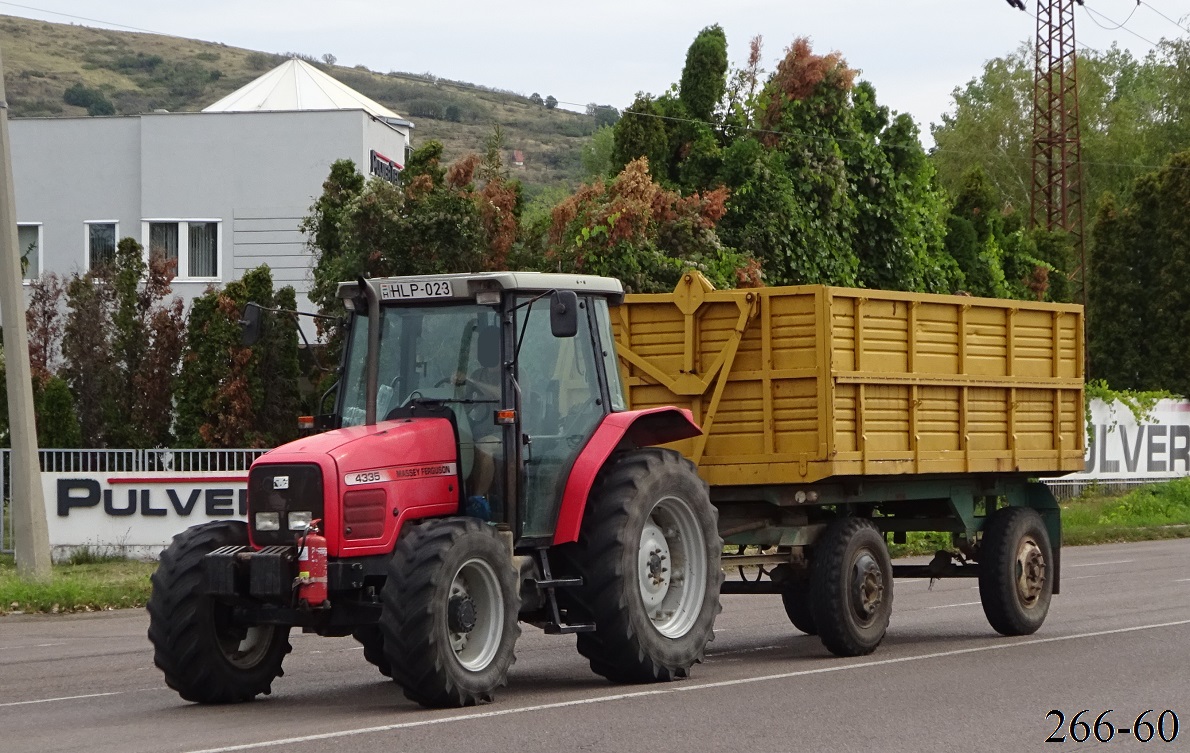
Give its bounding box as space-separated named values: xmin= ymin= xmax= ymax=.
xmin=248 ymin=463 xmax=324 ymax=546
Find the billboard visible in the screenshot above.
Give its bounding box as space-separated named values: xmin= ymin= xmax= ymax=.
xmin=1068 ymin=398 xmax=1190 ymax=481
xmin=43 ymin=471 xmax=247 ymax=556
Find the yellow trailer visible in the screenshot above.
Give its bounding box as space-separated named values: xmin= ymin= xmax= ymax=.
xmin=614 ymin=271 xmax=1083 ymax=654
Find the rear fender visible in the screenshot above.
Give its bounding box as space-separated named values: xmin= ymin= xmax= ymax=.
xmin=551 ymin=407 xmax=701 ymax=545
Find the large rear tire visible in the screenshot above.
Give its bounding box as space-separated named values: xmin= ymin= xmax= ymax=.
xmin=810 ymin=517 xmax=893 ymax=657
xmin=978 ymin=506 xmax=1053 ymax=636
xmin=564 ymin=448 xmax=723 ymax=683
xmin=380 ymin=518 xmax=520 ymax=707
xmin=147 ymin=521 xmax=291 ymax=703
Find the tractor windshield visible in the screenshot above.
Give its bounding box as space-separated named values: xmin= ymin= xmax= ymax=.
xmin=339 ymin=303 xmax=502 ymax=427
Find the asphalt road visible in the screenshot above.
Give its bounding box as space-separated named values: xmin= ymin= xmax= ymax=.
xmin=3 ymin=538 xmax=1189 ymax=753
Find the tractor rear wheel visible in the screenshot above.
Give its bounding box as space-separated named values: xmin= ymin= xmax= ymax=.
xmin=564 ymin=448 xmax=722 ymax=683
xmin=147 ymin=521 xmax=291 ymax=703
xmin=810 ymin=517 xmax=893 ymax=657
xmin=978 ymin=506 xmax=1053 ymax=636
xmin=380 ymin=518 xmax=520 ymax=707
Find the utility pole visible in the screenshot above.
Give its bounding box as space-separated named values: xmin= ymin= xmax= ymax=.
xmin=0 ymin=44 xmax=51 ymax=580
xmin=1030 ymin=0 xmax=1088 ymax=305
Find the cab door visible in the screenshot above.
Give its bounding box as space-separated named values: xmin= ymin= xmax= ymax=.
xmin=515 ymin=295 xmax=607 ymax=538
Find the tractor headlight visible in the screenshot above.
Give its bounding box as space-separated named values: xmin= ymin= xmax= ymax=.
xmin=255 ymin=512 xmax=280 ymax=531
xmin=288 ymin=511 xmax=313 ymax=531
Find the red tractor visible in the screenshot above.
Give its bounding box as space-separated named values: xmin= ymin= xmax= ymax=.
xmin=147 ymin=273 xmax=724 ymax=707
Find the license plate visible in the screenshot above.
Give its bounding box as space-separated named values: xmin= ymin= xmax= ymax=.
xmin=379 ymin=280 xmax=454 ymax=301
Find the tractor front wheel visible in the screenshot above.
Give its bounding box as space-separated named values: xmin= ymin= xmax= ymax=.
xmin=147 ymin=521 xmax=291 ymax=703
xmin=352 ymin=626 xmax=392 ymax=677
xmin=380 ymin=518 xmax=520 ymax=707
xmin=565 ymin=448 xmax=722 ymax=683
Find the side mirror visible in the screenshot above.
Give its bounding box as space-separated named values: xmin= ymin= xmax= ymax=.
xmin=240 ymin=303 xmax=264 ymax=346
xmin=550 ymin=290 xmax=578 ymax=338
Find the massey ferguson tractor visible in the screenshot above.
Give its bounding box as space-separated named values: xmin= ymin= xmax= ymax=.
xmin=147 ymin=271 xmax=1083 ymax=708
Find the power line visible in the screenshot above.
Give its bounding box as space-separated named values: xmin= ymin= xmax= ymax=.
xmin=1138 ymin=0 xmax=1190 ymax=37
xmin=1082 ymin=2 xmax=1162 ymax=46
xmin=1083 ymin=0 xmax=1142 ymax=30
xmin=0 ymin=1 xmax=170 ymax=36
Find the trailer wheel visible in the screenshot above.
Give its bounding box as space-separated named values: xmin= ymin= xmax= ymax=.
xmin=380 ymin=518 xmax=520 ymax=707
xmin=781 ymin=579 xmax=818 ymax=636
xmin=147 ymin=521 xmax=291 ymax=704
xmin=810 ymin=517 xmax=893 ymax=657
xmin=978 ymin=506 xmax=1053 ymax=636
xmin=352 ymin=626 xmax=392 ymax=677
xmin=565 ymin=448 xmax=723 ymax=683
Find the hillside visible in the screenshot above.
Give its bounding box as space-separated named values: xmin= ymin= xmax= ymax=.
xmin=0 ymin=14 xmax=597 ymax=196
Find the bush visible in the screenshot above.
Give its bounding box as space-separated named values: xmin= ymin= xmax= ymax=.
xmin=62 ymin=83 xmax=115 ymax=116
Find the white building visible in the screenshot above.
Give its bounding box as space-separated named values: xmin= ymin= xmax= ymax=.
xmin=11 ymin=59 xmax=413 ymax=322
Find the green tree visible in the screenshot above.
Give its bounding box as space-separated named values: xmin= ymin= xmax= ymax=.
xmin=545 ymin=95 xmax=558 ymax=110
xmin=679 ymin=24 xmax=729 ymax=123
xmin=581 ymin=125 xmax=616 ymax=180
xmin=34 ymin=377 xmax=82 ymax=448
xmin=174 ymin=266 xmax=300 ymax=448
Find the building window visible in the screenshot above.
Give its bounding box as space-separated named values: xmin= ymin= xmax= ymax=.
xmin=86 ymin=221 xmax=117 ymax=271
xmin=188 ymin=222 xmax=218 ymax=278
xmin=142 ymin=220 xmax=220 ymax=280
xmin=148 ymin=222 xmax=179 ymax=268
xmin=18 ymin=223 xmax=40 ymax=280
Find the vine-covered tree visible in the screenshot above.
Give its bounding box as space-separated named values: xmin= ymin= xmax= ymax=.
xmin=543 ymin=158 xmax=746 ymax=293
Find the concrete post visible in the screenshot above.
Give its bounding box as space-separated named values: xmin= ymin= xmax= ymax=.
xmin=0 ymin=44 xmax=51 ymax=580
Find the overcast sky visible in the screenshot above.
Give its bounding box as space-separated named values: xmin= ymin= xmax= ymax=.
xmin=2 ymin=1 xmax=1186 ymax=141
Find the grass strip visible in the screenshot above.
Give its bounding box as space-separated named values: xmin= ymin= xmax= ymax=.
xmin=0 ymin=551 xmax=155 ymax=615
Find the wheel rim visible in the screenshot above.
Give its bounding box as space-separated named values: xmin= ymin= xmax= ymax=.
xmin=447 ymin=557 xmax=504 ymax=672
xmin=1015 ymin=536 xmax=1046 ymax=608
xmin=849 ymin=550 xmax=885 ymax=627
xmin=637 ymin=495 xmax=708 ymax=639
xmin=213 ymin=609 xmax=273 ymax=669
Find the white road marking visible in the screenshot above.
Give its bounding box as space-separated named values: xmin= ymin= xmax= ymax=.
xmin=0 ymin=691 xmax=120 ymax=707
xmin=1176 ymin=578 xmax=1190 ymax=582
xmin=926 ymin=601 xmax=982 ymax=610
xmin=0 ymin=642 xmax=66 ymax=651
xmin=0 ymin=688 xmax=157 ymax=707
xmin=1067 ymin=559 xmax=1135 ymax=568
xmin=182 ymin=618 xmax=1190 ymax=753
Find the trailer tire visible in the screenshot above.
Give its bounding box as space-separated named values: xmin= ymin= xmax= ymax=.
xmin=781 ymin=579 xmax=818 ymax=636
xmin=380 ymin=518 xmax=520 ymax=708
xmin=810 ymin=517 xmax=893 ymax=657
xmin=978 ymin=506 xmax=1052 ymax=636
xmin=564 ymin=448 xmax=723 ymax=683
xmin=147 ymin=521 xmax=292 ymax=704
xmin=352 ymin=626 xmax=392 ymax=677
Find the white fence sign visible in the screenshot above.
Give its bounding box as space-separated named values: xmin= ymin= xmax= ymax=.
xmin=44 ymin=471 xmax=248 ymax=554
xmin=1071 ymin=398 xmax=1190 ymax=481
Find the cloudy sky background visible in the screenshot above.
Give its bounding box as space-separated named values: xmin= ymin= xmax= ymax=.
xmin=2 ymin=1 xmax=1185 ymax=141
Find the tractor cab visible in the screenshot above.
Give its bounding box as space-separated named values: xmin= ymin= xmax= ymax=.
xmin=332 ymin=272 xmax=628 ymax=543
